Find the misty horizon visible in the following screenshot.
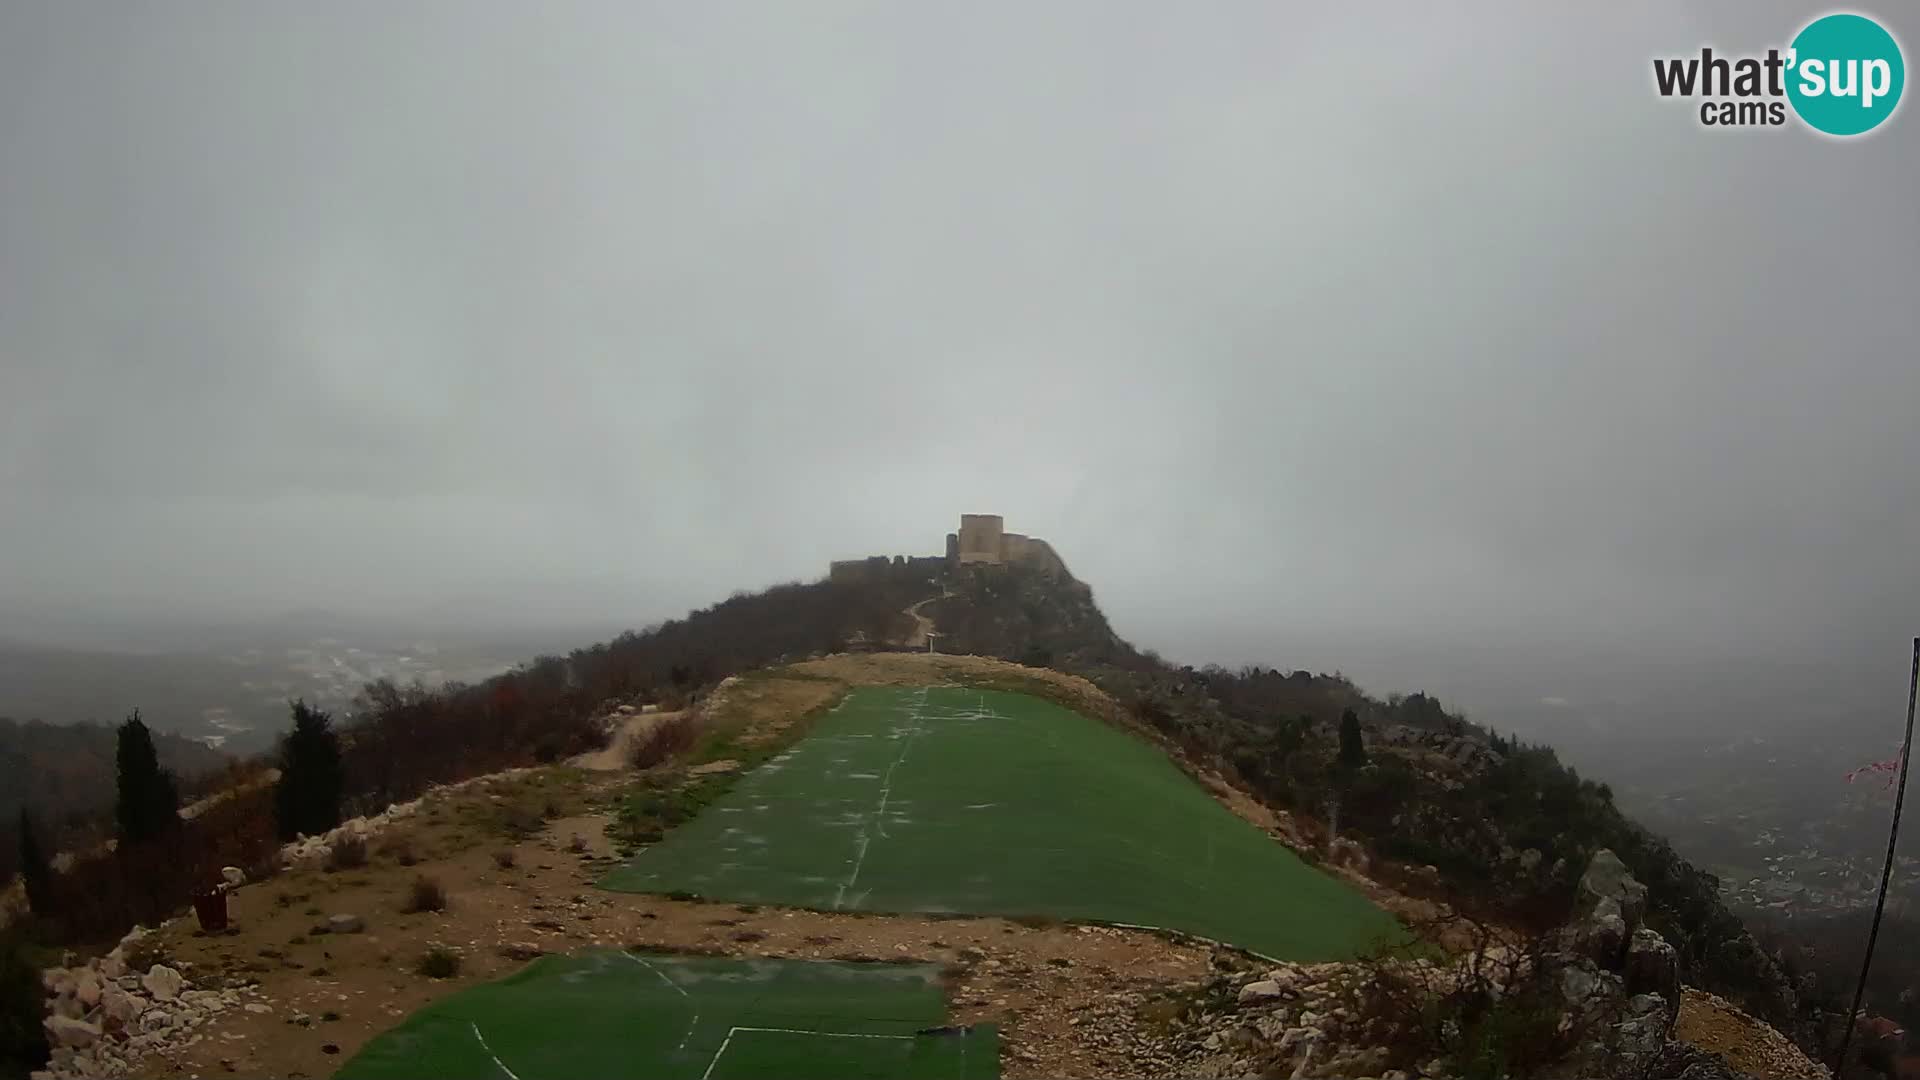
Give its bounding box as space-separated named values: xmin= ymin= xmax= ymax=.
xmin=3 ymin=1 xmax=1915 ymax=744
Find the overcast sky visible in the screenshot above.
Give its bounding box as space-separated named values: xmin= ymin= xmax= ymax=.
xmin=2 ymin=3 xmax=1915 ymax=695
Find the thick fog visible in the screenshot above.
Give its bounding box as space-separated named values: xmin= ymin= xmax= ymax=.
xmin=3 ymin=3 xmax=1915 ymax=715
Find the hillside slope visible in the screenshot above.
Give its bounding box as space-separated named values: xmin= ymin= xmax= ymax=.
xmin=927 ymin=563 xmax=1804 ymax=1033
xmin=8 ymin=561 xmax=1828 ymax=1078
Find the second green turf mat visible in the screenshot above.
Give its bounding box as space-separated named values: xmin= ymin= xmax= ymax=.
xmin=332 ymin=951 xmax=996 ymax=1080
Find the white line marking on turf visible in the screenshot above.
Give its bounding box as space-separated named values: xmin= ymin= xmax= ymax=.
xmin=874 ymin=688 xmax=929 ymax=839
xmin=700 ymin=1026 xmax=914 ymax=1080
xmin=833 ymin=687 xmax=928 ymax=908
xmin=470 ymin=1022 xmax=522 ymax=1080
xmin=622 ymin=952 xmax=700 ymax=1053
xmin=622 ymin=951 xmax=691 ymax=997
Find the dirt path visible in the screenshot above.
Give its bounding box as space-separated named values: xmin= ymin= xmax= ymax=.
xmin=902 ymin=595 xmax=941 ymax=649
xmin=568 ymin=710 xmax=676 ymax=771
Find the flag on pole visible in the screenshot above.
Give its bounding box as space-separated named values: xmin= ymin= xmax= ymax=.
xmin=1847 ymin=747 xmax=1908 ymax=788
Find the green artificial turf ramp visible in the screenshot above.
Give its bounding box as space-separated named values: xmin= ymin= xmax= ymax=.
xmin=332 ymin=950 xmax=996 ymax=1080
xmin=601 ymin=686 xmax=1403 ymax=960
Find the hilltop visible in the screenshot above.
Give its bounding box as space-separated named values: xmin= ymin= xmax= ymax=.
xmin=5 ymin=521 xmax=1840 ymax=1079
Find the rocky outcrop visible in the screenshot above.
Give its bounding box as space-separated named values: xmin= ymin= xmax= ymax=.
xmin=1626 ymin=927 xmax=1682 ymax=1008
xmin=1546 ymin=849 xmax=1683 ymax=1078
xmin=1132 ymin=853 xmax=1700 ymax=1080
xmin=35 ymin=922 xmax=273 ymax=1080
xmin=1157 ymin=959 xmax=1404 ymax=1079
xmin=1578 ymin=848 xmax=1649 ymax=933
xmin=1375 ymin=725 xmax=1506 ymax=774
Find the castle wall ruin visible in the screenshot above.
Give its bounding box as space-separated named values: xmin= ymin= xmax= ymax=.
xmin=827 ymin=513 xmax=1070 ymax=582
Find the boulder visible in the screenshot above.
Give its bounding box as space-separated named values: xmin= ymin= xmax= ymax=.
xmin=221 ymin=866 xmax=247 ymax=889
xmin=1624 ymin=928 xmax=1681 ymax=1011
xmin=139 ymin=1008 xmax=173 ymax=1033
xmin=45 ymin=1016 xmax=102 ymax=1049
xmin=1612 ymin=991 xmax=1674 ymax=1053
xmin=141 ymin=964 xmax=185 ymax=1001
xmin=74 ymin=970 xmax=102 ymax=1009
xmin=1552 ymin=957 xmax=1625 ymax=1030
xmin=101 ymin=987 xmax=146 ymax=1029
xmin=96 ymin=953 xmax=125 ymax=980
xmin=1582 ymin=911 xmax=1628 ymax=967
xmin=1577 ymin=849 xmax=1648 ymax=931
xmin=327 ymin=914 xmax=366 ymax=934
xmin=1237 ymin=979 xmax=1285 ymax=1004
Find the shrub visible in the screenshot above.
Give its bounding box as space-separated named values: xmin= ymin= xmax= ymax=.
xmin=402 ymin=875 xmax=447 ymax=914
xmin=493 ymin=803 xmax=545 ymax=839
xmin=492 ymin=849 xmax=515 ymax=870
xmin=1335 ymin=914 xmax=1601 ymax=1079
xmin=629 ymin=714 xmax=700 ymax=770
xmin=416 ymin=946 xmax=460 ymax=979
xmin=324 ymin=836 xmax=367 ymax=872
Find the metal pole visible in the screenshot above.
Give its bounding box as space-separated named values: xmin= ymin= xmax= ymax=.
xmin=1832 ymin=638 xmax=1919 ymax=1073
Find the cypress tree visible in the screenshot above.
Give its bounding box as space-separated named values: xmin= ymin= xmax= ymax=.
xmin=1338 ymin=707 xmax=1368 ymax=768
xmin=275 ymin=699 xmax=344 ymax=840
xmin=115 ymin=710 xmax=180 ymax=844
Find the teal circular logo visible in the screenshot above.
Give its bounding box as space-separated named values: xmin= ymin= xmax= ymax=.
xmin=1786 ymin=13 xmax=1905 ymax=136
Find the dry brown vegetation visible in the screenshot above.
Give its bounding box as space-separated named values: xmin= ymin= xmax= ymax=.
xmin=400 ymin=875 xmax=447 ymax=914
xmin=625 ymin=711 xmax=698 ymax=770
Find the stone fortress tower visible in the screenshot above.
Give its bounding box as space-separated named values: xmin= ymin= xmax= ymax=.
xmin=830 ymin=513 xmax=1070 ymax=584
xmin=948 ymin=513 xmax=1061 ymax=573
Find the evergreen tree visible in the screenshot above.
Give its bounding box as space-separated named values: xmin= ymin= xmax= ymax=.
xmin=114 ymin=710 xmax=179 ymax=844
xmin=275 ymin=699 xmax=345 ymax=841
xmin=1338 ymin=707 xmax=1368 ymax=768
xmin=16 ymin=808 xmax=52 ymax=917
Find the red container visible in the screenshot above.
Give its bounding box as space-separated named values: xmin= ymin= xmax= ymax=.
xmin=192 ymin=888 xmax=229 ymax=932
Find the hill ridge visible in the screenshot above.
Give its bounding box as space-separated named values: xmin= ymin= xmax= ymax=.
xmin=8 ymin=549 xmax=1830 ymax=1078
